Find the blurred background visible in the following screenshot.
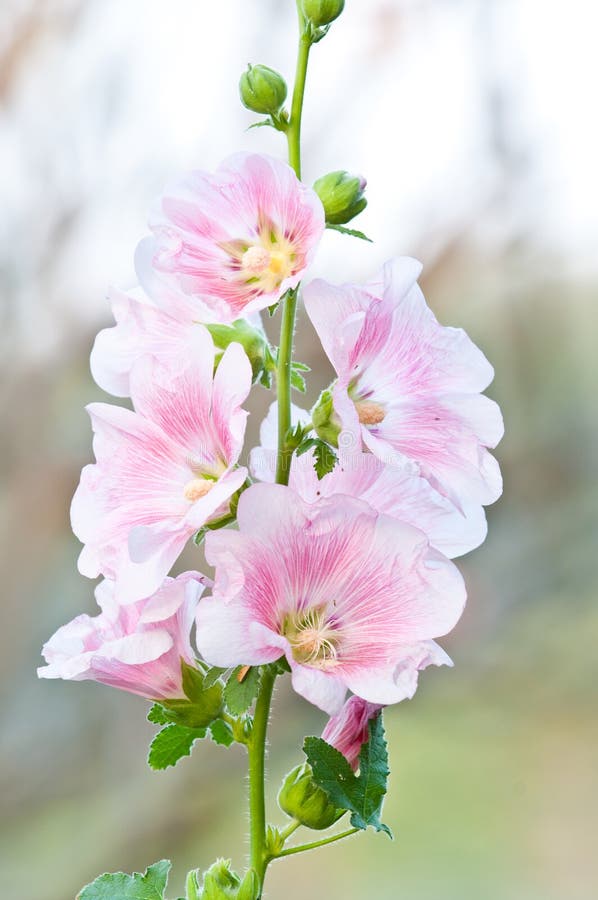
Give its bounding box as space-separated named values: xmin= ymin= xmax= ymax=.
xmin=1 ymin=1 xmax=597 ymax=898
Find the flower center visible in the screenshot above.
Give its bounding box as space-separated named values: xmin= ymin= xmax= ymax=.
xmin=183 ymin=478 xmax=214 ymax=502
xmin=354 ymin=399 xmax=386 ymax=426
xmin=284 ymin=606 xmax=340 ymax=669
xmin=239 ymin=234 xmax=295 ymax=292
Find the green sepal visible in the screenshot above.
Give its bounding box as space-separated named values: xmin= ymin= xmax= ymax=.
xmin=224 ymin=665 xmax=261 ymax=715
xmin=78 ymin=859 xmax=171 ymax=899
xmin=326 ymin=223 xmax=373 ymax=242
xmin=304 ymin=714 xmax=392 ymax=836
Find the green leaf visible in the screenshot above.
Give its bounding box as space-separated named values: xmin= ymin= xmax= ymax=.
xmin=147 ymin=703 xmax=171 ymax=726
xmin=148 ymin=724 xmax=206 ymax=771
xmin=304 ymin=715 xmax=392 ymax=836
xmin=246 ymin=117 xmax=274 ymax=131
xmin=326 ymin=223 xmax=373 ymax=242
xmin=203 ymin=666 xmax=228 ymax=688
xmin=295 ymin=437 xmax=338 ymax=479
xmin=224 ymin=666 xmax=261 ymax=715
xmin=290 ymin=368 xmax=307 ymax=392
xmin=78 ymin=859 xmax=171 ymax=899
xmin=210 ymin=719 xmax=235 ymax=747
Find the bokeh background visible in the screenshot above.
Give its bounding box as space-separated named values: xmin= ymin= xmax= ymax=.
xmin=1 ymin=1 xmax=597 ymax=898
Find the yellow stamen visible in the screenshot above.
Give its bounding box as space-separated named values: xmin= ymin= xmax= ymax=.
xmin=183 ymin=478 xmax=213 ymax=502
xmin=355 ymin=400 xmax=385 ymax=426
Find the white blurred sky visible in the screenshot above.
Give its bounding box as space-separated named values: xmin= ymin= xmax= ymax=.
xmin=1 ymin=0 xmax=597 ymax=362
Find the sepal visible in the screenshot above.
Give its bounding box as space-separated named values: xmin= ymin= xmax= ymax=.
xmin=311 ymin=388 xmax=341 ymax=446
xmin=239 ymin=64 xmax=288 ymax=117
xmin=197 ymin=860 xmax=259 ymax=900
xmin=314 ymin=170 xmax=367 ymax=225
xmin=278 ymin=762 xmax=345 ymax=830
xmin=207 ymin=319 xmax=276 ymax=388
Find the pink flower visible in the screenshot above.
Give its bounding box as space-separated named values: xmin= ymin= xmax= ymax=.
xmin=303 ymin=257 xmax=504 ymax=508
xmin=137 ymin=152 xmax=325 ymax=324
xmin=321 ymin=696 xmax=383 ymax=770
xmin=249 ymin=403 xmax=487 ymax=558
xmin=90 ymin=285 xmax=204 ymax=398
xmin=72 ymin=327 xmax=252 ymax=603
xmin=38 ymin=572 xmax=206 ymax=700
xmin=195 ymin=483 xmax=464 ymax=715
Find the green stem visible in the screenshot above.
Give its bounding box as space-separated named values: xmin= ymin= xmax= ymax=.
xmin=275 ymin=286 xmax=298 ymax=485
xmin=273 ymin=827 xmax=360 ymax=859
xmin=276 ymin=1 xmax=311 ymax=485
xmin=248 ymin=667 xmax=276 ymax=889
xmin=248 ymin=6 xmax=313 ymax=896
xmin=286 ymin=5 xmax=311 ymax=179
xmin=279 ymin=819 xmax=303 ymax=842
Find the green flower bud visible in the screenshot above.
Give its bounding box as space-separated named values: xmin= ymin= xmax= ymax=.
xmin=311 ymin=389 xmax=341 ymax=446
xmin=236 ymin=869 xmax=259 ymax=900
xmin=314 ymin=170 xmax=367 ymax=225
xmin=201 ymin=858 xmax=240 ymax=900
xmin=207 ymin=318 xmax=275 ymax=387
xmin=199 ymin=860 xmax=259 ymax=900
xmin=278 ymin=763 xmax=344 ymax=830
xmin=302 ymin=0 xmax=345 ymax=27
xmin=239 ymin=64 xmax=288 ymax=116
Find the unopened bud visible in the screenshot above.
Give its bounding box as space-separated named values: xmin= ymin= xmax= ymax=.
xmin=302 ymin=0 xmax=345 ymax=27
xmin=314 ymin=170 xmax=367 ymax=225
xmin=239 ymin=64 xmax=287 ymax=116
xmin=278 ymin=763 xmax=344 ymax=830
xmin=311 ymin=389 xmax=341 ymax=446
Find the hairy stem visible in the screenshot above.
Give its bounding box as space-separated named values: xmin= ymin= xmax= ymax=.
xmin=273 ymin=827 xmax=360 ymax=859
xmin=248 ymin=667 xmax=276 ymax=888
xmin=248 ymin=5 xmax=313 ymax=896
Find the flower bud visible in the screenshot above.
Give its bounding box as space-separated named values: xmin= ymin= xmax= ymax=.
xmin=278 ymin=763 xmax=344 ymax=830
xmin=239 ymin=64 xmax=288 ymax=116
xmin=302 ymin=0 xmax=345 ymax=26
xmin=207 ymin=318 xmax=275 ymax=387
xmin=313 ymin=170 xmax=367 ymax=225
xmin=311 ymin=389 xmax=341 ymax=446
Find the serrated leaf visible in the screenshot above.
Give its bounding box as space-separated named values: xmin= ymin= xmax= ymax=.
xmin=327 ymin=223 xmax=373 ymax=242
xmin=210 ymin=719 xmax=235 ymax=747
xmin=148 ymin=724 xmax=206 ymax=770
xmin=147 ymin=703 xmax=171 ymax=726
xmin=304 ymin=715 xmax=392 ymax=836
xmin=290 ymin=369 xmax=307 ymax=392
xmin=203 ymin=666 xmax=228 ymax=688
xmin=224 ymin=665 xmax=261 ymax=715
xmin=78 ymin=859 xmax=171 ymax=899
xmin=295 ymin=437 xmax=337 ymax=479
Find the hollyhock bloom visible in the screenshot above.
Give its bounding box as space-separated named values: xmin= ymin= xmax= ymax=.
xmin=137 ymin=152 xmax=325 ymax=324
xmin=72 ymin=327 xmax=252 ymax=603
xmin=249 ymin=403 xmax=487 ymax=558
xmin=38 ymin=572 xmax=206 ymax=700
xmin=321 ymin=696 xmax=383 ymax=770
xmin=303 ymin=257 xmax=504 ymax=508
xmin=90 ymin=285 xmax=204 ymax=398
xmin=196 ymin=483 xmax=463 ymax=715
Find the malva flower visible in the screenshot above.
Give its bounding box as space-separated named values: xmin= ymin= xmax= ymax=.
xmin=250 ymin=402 xmax=488 ymax=558
xmin=303 ymin=257 xmax=504 ymax=508
xmin=321 ymin=696 xmax=383 ymax=770
xmin=90 ymin=285 xmax=204 ymax=398
xmin=195 ymin=483 xmax=464 ymax=715
xmin=136 ymin=152 xmax=325 ymax=324
xmin=72 ymin=327 xmax=252 ymax=604
xmin=38 ymin=572 xmax=206 ymax=700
